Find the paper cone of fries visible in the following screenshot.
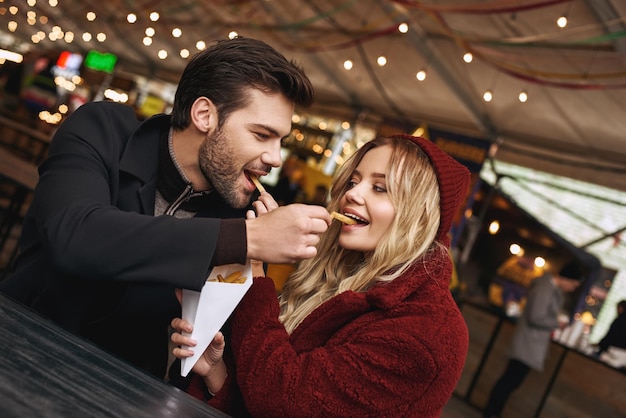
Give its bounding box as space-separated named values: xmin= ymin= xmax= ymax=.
xmin=180 ymin=262 xmax=253 ymax=377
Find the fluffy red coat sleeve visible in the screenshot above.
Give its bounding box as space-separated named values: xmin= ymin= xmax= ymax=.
xmin=226 ymin=276 xmax=460 ymax=417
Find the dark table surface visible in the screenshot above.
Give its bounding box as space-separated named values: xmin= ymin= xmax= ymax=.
xmin=0 ymin=293 xmax=230 ymax=418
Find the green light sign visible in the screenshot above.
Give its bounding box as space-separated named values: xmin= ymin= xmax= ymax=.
xmin=84 ymin=50 xmax=117 ymax=73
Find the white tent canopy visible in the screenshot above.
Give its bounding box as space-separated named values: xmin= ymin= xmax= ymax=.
xmin=3 ymin=0 xmax=626 ymax=190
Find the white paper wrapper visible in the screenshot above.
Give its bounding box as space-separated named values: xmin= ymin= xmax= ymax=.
xmin=180 ymin=262 xmax=252 ymax=377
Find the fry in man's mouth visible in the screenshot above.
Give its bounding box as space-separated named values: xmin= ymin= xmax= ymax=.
xmin=250 ymin=174 xmax=266 ymax=193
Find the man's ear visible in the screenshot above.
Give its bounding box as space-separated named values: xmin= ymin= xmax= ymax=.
xmin=190 ymin=97 xmax=217 ymax=133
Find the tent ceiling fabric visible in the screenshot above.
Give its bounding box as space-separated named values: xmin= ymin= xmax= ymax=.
xmin=3 ymin=0 xmax=626 ymax=191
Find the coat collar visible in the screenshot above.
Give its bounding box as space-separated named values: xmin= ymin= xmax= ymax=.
xmin=119 ymin=113 xmax=171 ymax=184
xmin=366 ymin=248 xmax=452 ymax=310
xmin=290 ymin=248 xmax=452 ymax=346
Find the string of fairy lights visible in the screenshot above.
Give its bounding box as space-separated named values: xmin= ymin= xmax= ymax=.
xmin=1 ymin=0 xmax=626 ymax=112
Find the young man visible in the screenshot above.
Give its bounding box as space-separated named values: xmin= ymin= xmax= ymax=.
xmin=0 ymin=37 xmax=330 ymax=377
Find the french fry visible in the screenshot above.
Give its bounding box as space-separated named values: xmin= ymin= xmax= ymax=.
xmin=227 ymin=271 xmax=246 ymax=284
xmin=224 ymin=271 xmax=243 ymax=283
xmin=208 ymin=270 xmax=246 ymax=284
xmin=250 ymin=175 xmax=266 ymax=193
xmin=331 ymin=211 xmax=357 ymax=225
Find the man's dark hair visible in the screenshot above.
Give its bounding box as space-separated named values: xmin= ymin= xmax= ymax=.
xmin=171 ymin=37 xmax=314 ymax=130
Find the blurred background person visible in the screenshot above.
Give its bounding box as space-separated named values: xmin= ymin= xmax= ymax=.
xmin=267 ymin=154 xmax=306 ymax=205
xmin=593 ymin=299 xmax=626 ymax=358
xmin=482 ymin=261 xmax=583 ymax=418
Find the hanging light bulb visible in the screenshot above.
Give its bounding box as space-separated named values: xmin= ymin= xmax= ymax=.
xmin=518 ymin=90 xmax=528 ymax=102
xmin=463 ymin=52 xmax=473 ymax=63
xmin=416 ymin=69 xmax=426 ymax=81
xmin=534 ymin=257 xmax=546 ymax=268
xmin=509 ymin=243 xmax=523 ymax=255
xmin=343 ymin=59 xmax=353 ymax=70
xmin=557 ymin=15 xmax=568 ymax=28
xmin=483 ymin=90 xmax=493 ymax=102
xmin=377 ymin=56 xmax=387 ymax=66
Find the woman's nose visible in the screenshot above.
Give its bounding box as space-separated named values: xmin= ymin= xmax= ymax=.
xmin=344 ymin=184 xmax=365 ymax=204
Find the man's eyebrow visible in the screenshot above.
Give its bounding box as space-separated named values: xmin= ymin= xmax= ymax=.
xmin=250 ymin=123 xmax=283 ymax=138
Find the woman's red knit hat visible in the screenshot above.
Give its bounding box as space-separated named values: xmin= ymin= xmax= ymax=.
xmin=391 ymin=134 xmax=471 ymax=244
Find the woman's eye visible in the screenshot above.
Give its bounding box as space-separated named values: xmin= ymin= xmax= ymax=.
xmin=374 ymin=185 xmax=387 ymax=193
xmin=347 ymin=180 xmax=357 ymax=189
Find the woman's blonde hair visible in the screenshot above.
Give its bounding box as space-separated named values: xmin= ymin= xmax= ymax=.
xmin=279 ymin=136 xmax=443 ymax=333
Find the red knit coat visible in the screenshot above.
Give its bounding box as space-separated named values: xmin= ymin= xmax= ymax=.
xmin=188 ymin=250 xmax=468 ymax=417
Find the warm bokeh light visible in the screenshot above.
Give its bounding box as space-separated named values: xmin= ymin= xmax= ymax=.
xmin=519 ymin=91 xmax=528 ymax=102
xmin=509 ymin=243 xmax=522 ymax=255
xmin=534 ymin=257 xmax=546 ymax=268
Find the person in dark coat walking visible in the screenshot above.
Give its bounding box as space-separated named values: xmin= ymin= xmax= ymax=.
xmin=595 ymin=299 xmax=626 ymax=355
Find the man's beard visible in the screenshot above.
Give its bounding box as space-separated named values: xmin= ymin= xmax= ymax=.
xmin=198 ymin=127 xmax=252 ymax=209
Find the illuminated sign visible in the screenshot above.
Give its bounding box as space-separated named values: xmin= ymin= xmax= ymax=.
xmin=84 ymin=50 xmax=117 ymax=73
xmin=56 ymin=51 xmax=83 ymax=72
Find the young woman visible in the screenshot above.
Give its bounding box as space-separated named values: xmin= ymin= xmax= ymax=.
xmin=170 ymin=134 xmax=471 ymax=417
